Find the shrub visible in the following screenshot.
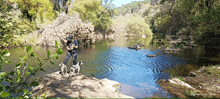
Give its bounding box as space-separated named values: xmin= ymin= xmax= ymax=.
xmin=0 ymin=41 xmax=63 ymax=98
xmin=126 ymin=15 xmax=153 ymax=36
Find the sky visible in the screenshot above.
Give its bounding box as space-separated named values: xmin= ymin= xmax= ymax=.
xmin=111 ymin=0 xmax=146 ymax=8
xmin=70 ymin=0 xmax=146 ymax=8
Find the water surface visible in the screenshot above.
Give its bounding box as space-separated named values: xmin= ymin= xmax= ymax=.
xmin=1 ymin=37 xmax=220 ymax=98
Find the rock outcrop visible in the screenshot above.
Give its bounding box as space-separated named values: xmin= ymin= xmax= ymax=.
xmin=128 ymin=43 xmax=145 ymax=50
xmin=27 ymin=13 xmax=96 ymax=47
xmin=30 ymin=71 xmax=134 ymax=98
xmin=158 ymin=66 xmax=220 ymax=98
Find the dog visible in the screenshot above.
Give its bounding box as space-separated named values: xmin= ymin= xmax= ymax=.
xmin=70 ymin=61 xmax=83 ymax=75
xmin=59 ymin=62 xmax=67 ymax=75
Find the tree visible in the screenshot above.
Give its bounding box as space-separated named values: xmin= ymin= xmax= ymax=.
xmin=14 ymin=0 xmax=56 ymax=22
xmin=0 ymin=0 xmax=35 ymax=47
xmin=50 ymin=0 xmax=61 ymax=11
xmin=70 ymin=0 xmax=113 ymax=30
xmin=152 ymin=0 xmax=220 ymax=46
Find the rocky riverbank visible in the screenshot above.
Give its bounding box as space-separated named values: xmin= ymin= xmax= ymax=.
xmin=30 ymin=71 xmax=133 ymax=98
xmin=158 ymin=66 xmax=220 ymax=98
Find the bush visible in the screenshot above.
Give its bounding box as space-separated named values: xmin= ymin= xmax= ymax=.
xmin=0 ymin=41 xmax=63 ymax=98
xmin=0 ymin=0 xmax=37 ymax=47
xmin=0 ymin=0 xmax=56 ymax=47
xmin=126 ymin=15 xmax=153 ymax=36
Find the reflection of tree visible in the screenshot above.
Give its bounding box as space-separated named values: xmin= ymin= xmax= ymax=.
xmin=127 ymin=37 xmax=153 ymax=47
xmin=94 ymin=39 xmax=115 ymax=51
xmin=112 ymin=37 xmax=153 ymax=48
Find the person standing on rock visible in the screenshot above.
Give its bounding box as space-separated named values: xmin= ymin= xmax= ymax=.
xmin=63 ymin=35 xmax=78 ymax=66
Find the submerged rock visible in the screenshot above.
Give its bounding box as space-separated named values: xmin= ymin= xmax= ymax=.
xmin=147 ymin=54 xmax=157 ymax=57
xmin=30 ymin=71 xmax=133 ymax=98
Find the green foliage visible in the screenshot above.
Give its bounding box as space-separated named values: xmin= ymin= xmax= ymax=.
xmin=185 ymin=89 xmax=197 ymax=97
xmin=126 ymin=15 xmax=153 ymax=36
xmin=153 ymin=0 xmax=220 ymax=46
xmin=95 ymin=13 xmax=112 ymax=30
xmin=91 ymin=73 xmax=95 ymax=77
xmin=0 ymin=0 xmax=59 ymax=48
xmin=0 ymin=40 xmax=63 ymax=98
xmin=207 ymin=65 xmax=220 ymax=78
xmin=0 ymin=0 xmax=38 ymax=47
xmin=177 ymin=76 xmax=185 ymax=82
xmin=13 ymin=0 xmax=56 ymax=23
xmin=69 ymin=0 xmax=112 ymax=30
xmin=115 ymin=1 xmax=149 ymax=15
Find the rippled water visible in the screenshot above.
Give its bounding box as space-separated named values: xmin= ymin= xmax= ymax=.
xmin=85 ymin=46 xmax=187 ymax=98
xmin=1 ymin=37 xmax=220 ymax=98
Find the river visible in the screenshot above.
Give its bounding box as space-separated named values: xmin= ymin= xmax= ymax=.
xmin=1 ymin=37 xmax=220 ymax=98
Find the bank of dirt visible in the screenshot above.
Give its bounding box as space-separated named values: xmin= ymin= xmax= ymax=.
xmin=157 ymin=66 xmax=220 ymax=98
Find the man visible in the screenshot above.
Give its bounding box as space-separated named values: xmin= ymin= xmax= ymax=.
xmin=63 ymin=35 xmax=78 ymax=66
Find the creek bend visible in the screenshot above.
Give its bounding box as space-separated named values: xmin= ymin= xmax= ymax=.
xmin=1 ymin=37 xmax=220 ymax=98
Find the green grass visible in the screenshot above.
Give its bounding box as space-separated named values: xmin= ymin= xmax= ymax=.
xmin=218 ymin=80 xmax=220 ymax=83
xmin=185 ymin=89 xmax=197 ymax=97
xmin=207 ymin=65 xmax=220 ymax=78
xmin=177 ymin=76 xmax=186 ymax=82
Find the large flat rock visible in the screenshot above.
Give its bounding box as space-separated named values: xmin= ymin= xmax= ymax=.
xmin=30 ymin=71 xmax=133 ymax=98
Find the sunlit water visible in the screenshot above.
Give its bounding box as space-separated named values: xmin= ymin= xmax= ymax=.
xmin=1 ymin=37 xmax=220 ymax=98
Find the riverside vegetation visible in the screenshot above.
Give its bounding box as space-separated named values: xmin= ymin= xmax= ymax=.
xmin=0 ymin=41 xmax=63 ymax=98
xmin=1 ymin=0 xmax=220 ymax=98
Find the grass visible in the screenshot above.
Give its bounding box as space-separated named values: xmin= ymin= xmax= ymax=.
xmin=207 ymin=65 xmax=220 ymax=78
xmin=112 ymin=84 xmax=120 ymax=88
xmin=185 ymin=89 xmax=197 ymax=97
xmin=166 ymin=64 xmax=197 ymax=77
xmin=177 ymin=76 xmax=186 ymax=82
xmin=112 ymin=84 xmax=120 ymax=93
xmin=217 ymin=80 xmax=220 ymax=83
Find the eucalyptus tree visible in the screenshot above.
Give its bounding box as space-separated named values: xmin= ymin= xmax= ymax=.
xmin=69 ymin=0 xmax=115 ymax=31
xmin=152 ymin=0 xmax=220 ymax=46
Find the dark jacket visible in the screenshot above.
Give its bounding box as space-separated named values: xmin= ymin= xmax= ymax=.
xmin=67 ymin=40 xmax=78 ymax=53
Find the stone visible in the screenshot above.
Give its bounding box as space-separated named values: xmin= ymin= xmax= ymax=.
xmin=168 ymin=78 xmax=197 ymax=91
xmin=172 ymin=48 xmax=181 ymax=52
xmin=161 ymin=79 xmax=167 ymax=82
xmin=147 ymin=54 xmax=157 ymax=57
xmin=165 ymin=47 xmax=172 ymax=51
xmin=30 ymin=71 xmax=134 ymax=98
xmin=25 ymin=12 xmax=96 ymax=47
xmin=190 ymin=71 xmax=196 ymax=77
xmin=197 ymin=67 xmax=207 ymax=73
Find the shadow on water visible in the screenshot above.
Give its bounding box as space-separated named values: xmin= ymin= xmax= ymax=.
xmin=1 ymin=36 xmax=220 ymax=98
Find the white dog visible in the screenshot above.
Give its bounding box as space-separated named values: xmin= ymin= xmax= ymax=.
xmin=59 ymin=62 xmax=67 ymax=75
xmin=70 ymin=61 xmax=83 ymax=75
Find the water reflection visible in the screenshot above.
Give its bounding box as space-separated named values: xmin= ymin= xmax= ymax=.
xmin=1 ymin=37 xmax=219 ymax=98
